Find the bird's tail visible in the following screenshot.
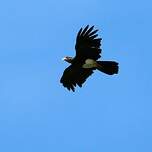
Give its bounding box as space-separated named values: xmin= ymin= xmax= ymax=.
xmin=96 ymin=61 xmax=119 ymax=75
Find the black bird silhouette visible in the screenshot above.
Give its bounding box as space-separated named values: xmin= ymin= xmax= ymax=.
xmin=60 ymin=25 xmax=119 ymax=92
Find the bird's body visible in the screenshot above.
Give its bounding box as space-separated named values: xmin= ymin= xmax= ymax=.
xmin=60 ymin=25 xmax=119 ymax=92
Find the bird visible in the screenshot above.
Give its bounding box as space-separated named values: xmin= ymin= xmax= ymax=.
xmin=60 ymin=25 xmax=119 ymax=92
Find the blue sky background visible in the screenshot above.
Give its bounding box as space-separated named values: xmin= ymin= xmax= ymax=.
xmin=0 ymin=0 xmax=152 ymax=151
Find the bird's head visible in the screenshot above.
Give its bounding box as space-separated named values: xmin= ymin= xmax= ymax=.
xmin=62 ymin=56 xmax=73 ymax=63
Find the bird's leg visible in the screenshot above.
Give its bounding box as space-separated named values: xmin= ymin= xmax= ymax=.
xmin=82 ymin=59 xmax=98 ymax=68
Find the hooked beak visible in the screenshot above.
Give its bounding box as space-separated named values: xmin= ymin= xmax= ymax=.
xmin=62 ymin=57 xmax=66 ymax=61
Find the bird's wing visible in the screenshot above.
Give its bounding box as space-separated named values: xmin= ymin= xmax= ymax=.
xmin=75 ymin=25 xmax=102 ymax=61
xmin=60 ymin=65 xmax=94 ymax=91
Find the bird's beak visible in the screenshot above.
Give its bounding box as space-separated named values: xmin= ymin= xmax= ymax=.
xmin=62 ymin=57 xmax=66 ymax=61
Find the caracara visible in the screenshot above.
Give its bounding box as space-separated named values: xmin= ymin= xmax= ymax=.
xmin=60 ymin=25 xmax=119 ymax=92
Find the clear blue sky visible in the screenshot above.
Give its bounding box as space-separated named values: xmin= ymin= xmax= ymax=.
xmin=0 ymin=0 xmax=152 ymax=151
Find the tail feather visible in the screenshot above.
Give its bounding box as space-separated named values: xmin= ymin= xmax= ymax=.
xmin=97 ymin=61 xmax=119 ymax=75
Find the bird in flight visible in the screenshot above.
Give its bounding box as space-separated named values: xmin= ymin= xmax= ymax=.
xmin=60 ymin=25 xmax=119 ymax=92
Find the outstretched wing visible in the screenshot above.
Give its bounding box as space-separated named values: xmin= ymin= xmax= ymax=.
xmin=60 ymin=65 xmax=94 ymax=92
xmin=75 ymin=25 xmax=102 ymax=61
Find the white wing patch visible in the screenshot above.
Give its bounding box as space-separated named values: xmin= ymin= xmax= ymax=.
xmin=82 ymin=59 xmax=97 ymax=69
